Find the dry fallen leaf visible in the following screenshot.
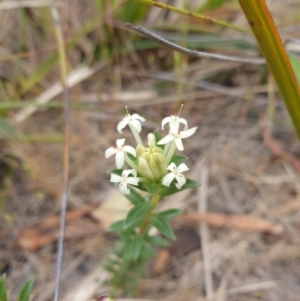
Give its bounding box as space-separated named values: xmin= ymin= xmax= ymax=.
xmin=175 ymin=212 xmax=283 ymax=235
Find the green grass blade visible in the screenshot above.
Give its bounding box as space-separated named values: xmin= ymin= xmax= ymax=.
xmin=238 ymin=0 xmax=300 ymax=139
xmin=17 ymin=278 xmax=34 ymax=301
xmin=133 ymin=0 xmax=249 ymax=34
xmin=0 ymin=275 xmax=8 ymax=301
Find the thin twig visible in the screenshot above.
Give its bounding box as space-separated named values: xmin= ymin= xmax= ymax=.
xmin=199 ymin=165 xmax=214 ymax=300
xmin=50 ymin=5 xmax=70 ymax=301
xmin=126 ymin=23 xmax=265 ymax=65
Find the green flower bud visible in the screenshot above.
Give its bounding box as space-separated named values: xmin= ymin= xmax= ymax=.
xmin=141 ymin=152 xmax=150 ymax=161
xmin=149 ymin=154 xmax=160 ymax=181
xmin=139 ymin=157 xmax=155 ymax=181
xmin=136 ymin=145 xmax=145 ymax=157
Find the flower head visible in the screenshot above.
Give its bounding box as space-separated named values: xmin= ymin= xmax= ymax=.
xmin=158 ymin=119 xmax=197 ymax=151
xmin=110 ymin=169 xmax=139 ymax=195
xmin=162 ymin=115 xmax=188 ymax=131
xmin=105 ymin=138 xmax=136 ymax=169
xmin=162 ymin=162 xmax=189 ymax=189
xmin=117 ymin=113 xmax=145 ymax=134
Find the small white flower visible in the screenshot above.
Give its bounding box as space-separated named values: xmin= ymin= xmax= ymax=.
xmin=105 ymin=139 xmax=136 ymax=169
xmin=110 ymin=169 xmax=139 ymax=195
xmin=117 ymin=113 xmax=145 ymax=134
xmin=162 ymin=115 xmax=188 ymax=131
xmin=162 ymin=162 xmax=189 ymax=189
xmin=158 ymin=119 xmax=197 ymax=151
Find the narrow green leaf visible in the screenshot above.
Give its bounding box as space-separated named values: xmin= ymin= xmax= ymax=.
xmin=170 ymin=154 xmax=188 ymax=166
xmin=107 ymin=220 xmax=125 ymax=233
xmin=17 ymin=278 xmax=34 ymax=301
xmin=107 ymin=169 xmax=123 ymax=176
xmin=0 ymin=275 xmax=7 ymax=301
xmin=140 ymin=244 xmax=156 ymax=259
xmin=158 ymin=178 xmax=199 ymax=196
xmin=157 ymin=208 xmax=184 ymax=220
xmin=150 ymin=216 xmax=176 ymax=240
xmin=123 ymin=235 xmax=143 ymax=261
xmin=125 ymin=187 xmax=146 ymax=205
xmin=238 ymin=0 xmax=300 ymax=139
xmin=124 ymin=202 xmax=153 ymax=230
xmin=146 ymin=235 xmax=169 ymax=247
xmin=126 ymin=153 xmax=138 ymax=164
xmin=141 ymin=183 xmax=161 ymax=195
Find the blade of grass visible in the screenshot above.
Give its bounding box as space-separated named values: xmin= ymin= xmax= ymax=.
xmin=50 ymin=5 xmax=70 ymax=301
xmin=133 ymin=0 xmax=249 ymax=34
xmin=238 ymin=0 xmax=300 ymax=138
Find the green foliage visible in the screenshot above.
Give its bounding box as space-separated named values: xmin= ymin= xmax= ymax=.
xmin=0 ymin=275 xmax=7 ymax=301
xmin=0 ymin=275 xmax=34 ymax=301
xmin=125 ymin=187 xmax=146 ymax=205
xmin=124 ymin=202 xmax=153 ymax=229
xmin=158 ymin=178 xmax=199 ymax=196
xmin=170 ymin=154 xmax=188 ymax=166
xmin=138 ymin=182 xmax=161 ymax=195
xmin=156 ymin=208 xmax=184 ymax=220
xmin=17 ymin=278 xmax=34 ymax=301
xmin=150 ymin=214 xmax=176 ymax=240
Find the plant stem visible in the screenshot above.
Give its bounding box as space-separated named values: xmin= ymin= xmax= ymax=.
xmin=238 ymin=0 xmax=300 ymax=139
xmin=139 ymin=193 xmax=160 ymax=233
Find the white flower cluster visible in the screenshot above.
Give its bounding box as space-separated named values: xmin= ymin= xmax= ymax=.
xmin=105 ymin=108 xmax=197 ymax=195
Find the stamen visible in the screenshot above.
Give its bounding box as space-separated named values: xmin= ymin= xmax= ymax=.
xmin=178 ymin=104 xmax=184 ymax=117
xmin=125 ymin=106 xmax=129 ymax=115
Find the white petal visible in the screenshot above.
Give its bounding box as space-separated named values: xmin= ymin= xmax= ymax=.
xmin=177 ymin=163 xmax=189 ymax=173
xmin=117 ymin=119 xmax=128 ymax=133
xmin=105 ymin=147 xmax=117 ymax=158
xmin=169 ymin=117 xmax=179 ymax=133
xmin=123 ymin=169 xmax=137 ymax=177
xmin=115 ymin=151 xmax=124 ymax=169
xmin=119 ymin=182 xmax=129 ymax=195
xmin=132 ymin=113 xmax=145 ymax=122
xmin=178 ymin=117 xmax=188 ymax=130
xmin=116 ymin=138 xmax=125 ymax=148
xmin=162 ymin=173 xmax=175 ymax=187
xmin=179 ymin=126 xmax=197 ymax=139
xmin=167 ymin=162 xmax=177 ymax=172
xmin=175 ymin=174 xmax=186 ymax=188
xmin=157 ymin=134 xmax=174 ymax=145
xmin=175 ymin=183 xmax=182 ymax=189
xmin=123 ymin=145 xmax=136 ymax=157
xmin=161 ymin=117 xmax=170 ymax=130
xmin=110 ymin=174 xmax=122 ymax=183
xmin=131 ymin=119 xmax=142 ymax=133
xmin=126 ymin=177 xmax=139 ymax=186
xmin=174 ymin=138 xmax=184 ymax=151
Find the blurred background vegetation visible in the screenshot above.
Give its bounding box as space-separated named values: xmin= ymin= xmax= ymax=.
xmin=1 ymin=0 xmax=300 ymax=300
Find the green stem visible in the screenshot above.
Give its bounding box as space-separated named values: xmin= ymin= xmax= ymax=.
xmin=139 ymin=192 xmax=161 ymax=233
xmin=134 ymin=0 xmax=249 ymax=34
xmin=129 ymin=124 xmax=144 ymax=146
xmin=238 ymin=0 xmax=300 ymax=139
xmin=166 ymin=141 xmax=176 ymax=164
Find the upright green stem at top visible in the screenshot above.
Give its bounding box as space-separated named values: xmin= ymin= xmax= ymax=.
xmin=238 ymin=0 xmax=300 ymax=139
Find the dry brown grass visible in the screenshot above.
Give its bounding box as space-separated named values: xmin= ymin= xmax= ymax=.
xmin=1 ymin=1 xmax=300 ymax=301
